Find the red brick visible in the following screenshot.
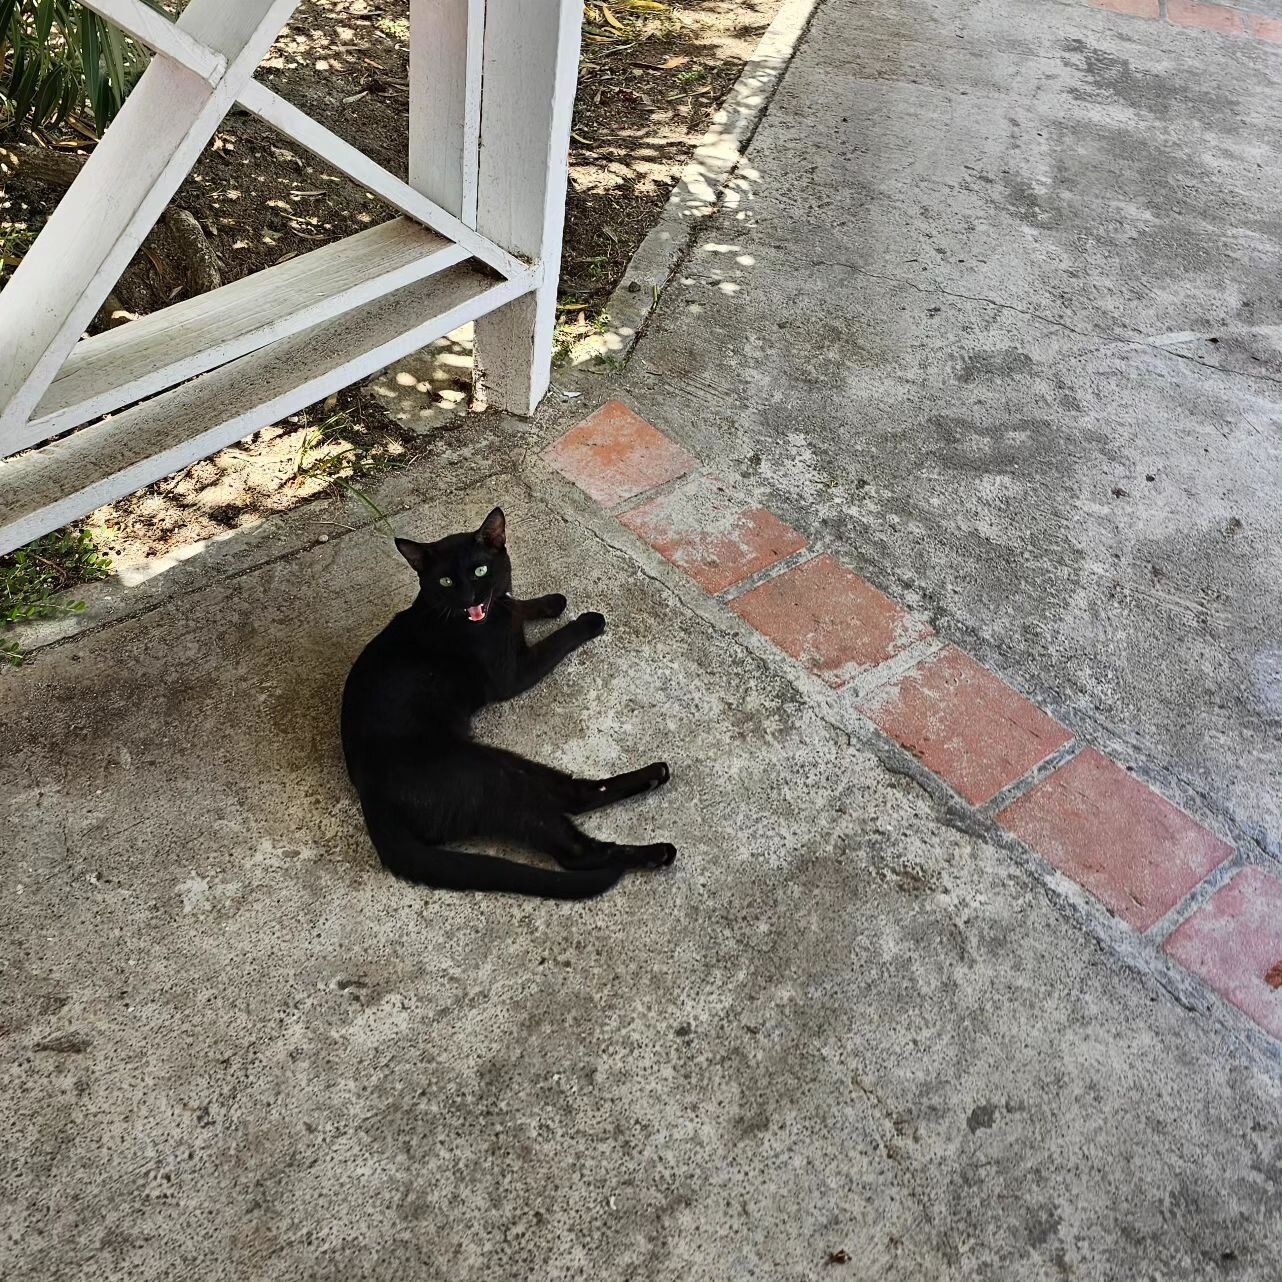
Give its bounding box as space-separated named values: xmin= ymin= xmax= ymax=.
xmin=996 ymin=749 xmax=1232 ymax=930
xmin=1247 ymin=12 xmax=1282 ymax=40
xmin=545 ymin=401 xmax=696 ymax=507
xmin=729 ymin=554 xmax=932 ymax=687
xmin=1091 ymin=0 xmax=1160 ymax=18
xmin=1163 ymin=867 xmax=1282 ymax=1040
xmin=1166 ymin=0 xmax=1247 ymax=33
xmin=619 ymin=475 xmax=807 ymax=594
xmin=858 ymin=646 xmax=1072 ymax=806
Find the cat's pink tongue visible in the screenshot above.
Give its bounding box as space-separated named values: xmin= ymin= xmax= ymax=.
xmin=467 ymin=603 xmax=488 ymax=622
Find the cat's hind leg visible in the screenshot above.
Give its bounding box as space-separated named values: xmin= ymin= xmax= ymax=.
xmin=566 ymin=762 xmax=671 ymax=815
xmin=366 ymin=814 xmax=624 ymax=899
xmin=520 ymin=809 xmax=676 ymax=872
xmin=474 ymin=747 xmax=670 ymax=815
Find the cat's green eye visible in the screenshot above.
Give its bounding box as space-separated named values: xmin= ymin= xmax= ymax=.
xmin=439 ymin=576 xmax=453 ymax=588
xmin=474 ymin=565 xmax=489 ymax=578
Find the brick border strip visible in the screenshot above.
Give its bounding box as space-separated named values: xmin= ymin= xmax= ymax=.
xmin=1092 ymin=0 xmax=1282 ymax=41
xmin=546 ymin=400 xmax=1282 ymax=1047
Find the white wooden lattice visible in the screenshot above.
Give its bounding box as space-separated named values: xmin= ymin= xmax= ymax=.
xmin=0 ymin=0 xmax=581 ymax=555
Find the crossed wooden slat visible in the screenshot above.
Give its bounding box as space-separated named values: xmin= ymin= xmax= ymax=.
xmin=0 ymin=0 xmax=580 ymax=555
xmin=0 ymin=0 xmax=533 ymax=451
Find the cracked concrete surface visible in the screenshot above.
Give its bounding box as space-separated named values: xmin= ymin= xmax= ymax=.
xmin=3 ymin=470 xmax=1280 ymax=1280
xmin=605 ymin=0 xmax=1282 ymax=857
xmin=804 ymin=258 xmax=1282 ymax=386
xmin=2 ymin=0 xmax=1280 ymax=1276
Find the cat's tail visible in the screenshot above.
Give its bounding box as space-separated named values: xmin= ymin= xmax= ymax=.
xmin=365 ymin=818 xmax=623 ymax=901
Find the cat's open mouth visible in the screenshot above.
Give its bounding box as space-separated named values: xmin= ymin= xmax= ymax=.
xmin=466 ymin=598 xmax=491 ymax=623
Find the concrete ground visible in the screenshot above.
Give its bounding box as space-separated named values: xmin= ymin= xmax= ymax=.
xmin=3 ymin=0 xmax=1280 ymax=1278
xmin=607 ymin=0 xmax=1282 ymax=856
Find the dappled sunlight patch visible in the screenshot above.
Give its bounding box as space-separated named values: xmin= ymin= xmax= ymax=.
xmin=87 ymin=391 xmax=412 ymax=563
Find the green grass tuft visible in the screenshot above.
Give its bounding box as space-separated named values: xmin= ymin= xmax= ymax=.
xmin=1 ymin=526 xmax=112 ymax=667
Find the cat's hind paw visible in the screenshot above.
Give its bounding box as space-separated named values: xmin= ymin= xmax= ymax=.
xmin=643 ymin=762 xmax=671 ymax=790
xmin=576 ymin=611 xmax=606 ymax=639
xmin=633 ymin=842 xmax=676 ymax=869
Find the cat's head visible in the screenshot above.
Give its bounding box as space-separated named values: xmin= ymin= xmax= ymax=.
xmin=396 ymin=507 xmax=512 ymax=624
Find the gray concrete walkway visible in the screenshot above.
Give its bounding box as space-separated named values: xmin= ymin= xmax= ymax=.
xmin=607 ymin=0 xmax=1282 ymax=856
xmin=4 ymin=456 xmax=1279 ymax=1279
xmin=2 ymin=0 xmax=1280 ymax=1278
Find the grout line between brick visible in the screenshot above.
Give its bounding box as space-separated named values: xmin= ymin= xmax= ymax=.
xmin=717 ymin=545 xmax=818 ymax=602
xmin=606 ymin=467 xmax=703 ymax=519
xmin=979 ymin=740 xmax=1085 ymax=821
xmin=837 ymin=636 xmax=946 ymax=702
xmin=1142 ymin=850 xmax=1253 ymax=946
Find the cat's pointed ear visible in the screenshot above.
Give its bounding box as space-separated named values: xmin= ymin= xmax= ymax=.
xmin=395 ymin=537 xmax=430 ymax=573
xmin=477 ymin=507 xmax=506 ymax=549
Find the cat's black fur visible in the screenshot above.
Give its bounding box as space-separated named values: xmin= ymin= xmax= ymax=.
xmin=341 ymin=507 xmax=675 ymax=899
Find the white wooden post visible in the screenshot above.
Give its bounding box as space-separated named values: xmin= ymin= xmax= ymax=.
xmin=408 ymin=0 xmax=483 ymax=228
xmin=472 ymin=0 xmax=581 ymax=415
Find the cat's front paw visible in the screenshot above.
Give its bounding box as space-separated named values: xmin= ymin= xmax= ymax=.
xmin=576 ymin=611 xmax=606 ymax=639
xmin=543 ymin=593 xmax=568 ymax=618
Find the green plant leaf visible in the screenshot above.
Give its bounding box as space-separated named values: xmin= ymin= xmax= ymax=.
xmin=8 ymin=38 xmax=29 ymax=100
xmin=3 ymin=0 xmax=146 ymax=130
xmin=12 ymin=57 xmax=44 ymax=125
xmin=1 ymin=525 xmax=113 ymax=658
xmin=100 ymin=17 xmax=127 ymax=103
xmin=31 ymin=65 xmax=63 ymax=124
xmin=91 ymin=72 xmax=112 ymax=131
xmin=0 ymin=0 xmax=20 ymax=50
xmin=79 ymin=10 xmax=101 ymax=101
xmin=56 ymin=61 xmax=82 ymax=123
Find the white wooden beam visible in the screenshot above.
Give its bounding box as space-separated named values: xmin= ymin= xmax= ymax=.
xmin=75 ymin=0 xmax=226 ymax=84
xmin=0 ymin=0 xmax=585 ymax=557
xmin=236 ymin=80 xmax=530 ymax=285
xmin=472 ymin=0 xmax=581 ymax=415
xmin=0 ymin=0 xmax=302 ymax=438
xmin=16 ymin=220 xmax=464 ymax=455
xmin=176 ymin=0 xmax=295 ymax=62
xmin=408 ymin=0 xmax=483 ymax=227
xmin=0 ymin=264 xmax=528 ymax=556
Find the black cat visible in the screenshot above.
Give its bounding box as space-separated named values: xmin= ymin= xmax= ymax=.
xmin=341 ymin=507 xmax=676 ymax=899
